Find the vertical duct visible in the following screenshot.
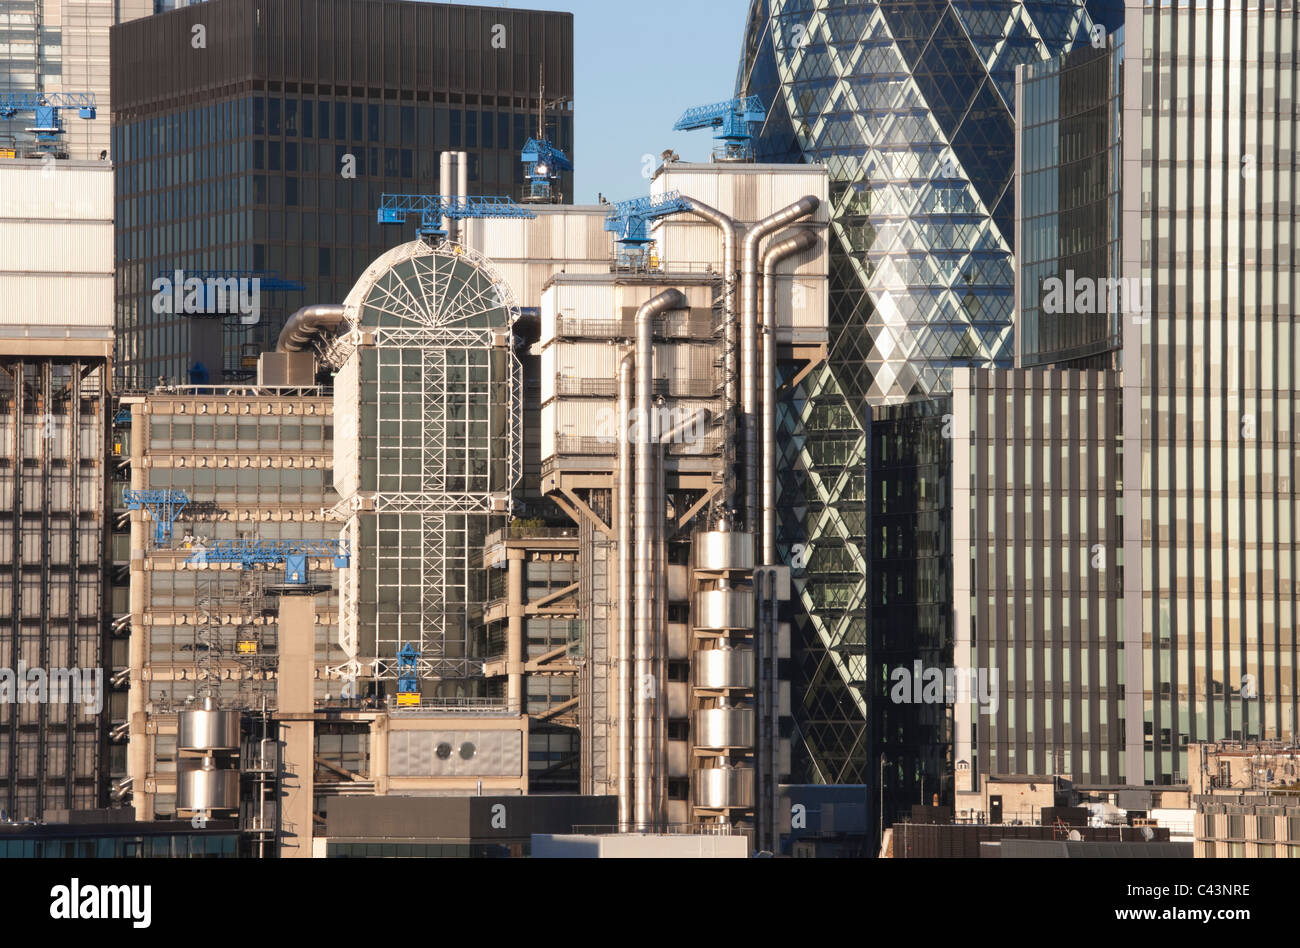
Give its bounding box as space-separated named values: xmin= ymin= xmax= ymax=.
xmin=617 ymin=355 xmax=634 ymax=830
xmin=634 ymin=288 xmax=687 ymax=831
xmin=760 ymin=229 xmax=818 ymax=565
xmin=741 ymin=197 xmax=820 ymax=535
xmin=457 ymin=150 xmax=469 ymax=242
xmin=439 ymin=151 xmax=453 ymax=238
xmin=685 ymin=200 xmax=739 ymax=462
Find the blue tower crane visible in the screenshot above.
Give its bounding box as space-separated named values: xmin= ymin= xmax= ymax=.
xmin=673 ymin=95 xmax=766 ymax=163
xmin=0 ymin=92 xmax=97 ymax=156
xmin=123 ymin=489 xmax=191 ymax=546
xmin=185 ymin=538 xmax=351 ymax=586
xmin=377 ymin=193 xmax=536 ymax=240
xmin=396 ymin=643 xmax=421 ymax=707
xmin=603 ymin=191 xmax=695 ymax=268
xmin=520 ymin=137 xmax=573 ymax=204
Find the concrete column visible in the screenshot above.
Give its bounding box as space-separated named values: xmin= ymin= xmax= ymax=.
xmin=507 ymin=548 xmax=526 ymax=714
xmin=276 ymin=593 xmax=316 ymax=858
xmin=127 ymin=405 xmax=151 ymax=820
xmin=371 ymin=714 xmax=389 ymax=796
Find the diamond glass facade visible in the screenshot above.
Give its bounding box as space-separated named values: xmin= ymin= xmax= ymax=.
xmin=736 ymin=0 xmax=1123 ymax=788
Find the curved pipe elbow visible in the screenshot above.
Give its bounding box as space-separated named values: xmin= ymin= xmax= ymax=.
xmin=276 ymin=304 xmax=346 ymax=353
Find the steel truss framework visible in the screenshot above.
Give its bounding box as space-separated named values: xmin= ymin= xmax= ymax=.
xmin=333 ymin=240 xmax=523 ymax=687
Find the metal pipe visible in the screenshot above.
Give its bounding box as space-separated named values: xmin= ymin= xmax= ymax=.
xmin=456 ymin=150 xmax=469 ymax=242
xmin=276 ymin=304 xmax=346 ymax=353
xmin=685 ymin=200 xmax=738 ymax=416
xmin=439 ymin=151 xmax=453 ymax=238
xmin=635 ymin=288 xmax=687 ymax=831
xmin=655 ymin=426 xmax=668 ymax=826
xmin=617 ymin=354 xmax=634 ymax=830
xmin=741 ymin=197 xmax=819 ymax=534
xmin=761 ymin=229 xmax=818 ymax=565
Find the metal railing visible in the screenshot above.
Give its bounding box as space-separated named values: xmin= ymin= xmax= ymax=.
xmin=554 ymin=376 xmax=720 ymax=399
xmin=387 ymin=696 xmax=510 ymax=714
xmin=555 ymin=435 xmax=618 ymax=456
xmin=555 ymin=315 xmax=716 ymax=341
xmin=573 ymin=822 xmax=749 ymax=837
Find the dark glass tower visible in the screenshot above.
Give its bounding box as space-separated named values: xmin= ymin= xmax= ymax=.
xmin=110 ymin=0 xmax=574 ymax=387
xmin=735 ymin=1 xmax=1123 ymax=810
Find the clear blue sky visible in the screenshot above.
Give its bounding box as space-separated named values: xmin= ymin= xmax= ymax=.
xmin=451 ymin=0 xmax=753 ymax=204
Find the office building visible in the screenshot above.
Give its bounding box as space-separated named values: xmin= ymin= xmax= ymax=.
xmin=109 ymin=0 xmax=574 ymax=385
xmin=957 ymin=0 xmax=1300 ymax=795
xmin=0 ymin=0 xmax=151 ymax=161
xmin=0 ymin=157 xmax=115 ymax=821
xmin=731 ymin=1 xmax=1126 ymax=822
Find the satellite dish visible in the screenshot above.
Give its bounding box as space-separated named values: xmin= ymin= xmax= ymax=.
xmin=1141 ymin=826 xmax=1155 ymax=841
xmin=1068 ymin=830 xmax=1082 ymax=841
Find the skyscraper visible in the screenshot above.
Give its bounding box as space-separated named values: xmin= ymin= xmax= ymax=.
xmin=109 ymin=0 xmax=574 ymax=386
xmin=956 ymin=0 xmax=1300 ymax=793
xmin=0 ymin=0 xmax=151 ymax=160
xmin=733 ymin=0 xmax=1123 ymax=800
xmin=0 ymin=157 xmax=115 ymax=820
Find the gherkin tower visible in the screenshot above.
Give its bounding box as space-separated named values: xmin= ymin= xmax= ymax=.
xmin=734 ymin=0 xmax=1123 ymax=792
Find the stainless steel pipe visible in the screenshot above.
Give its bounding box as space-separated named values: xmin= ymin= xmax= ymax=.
xmin=276 ymin=304 xmax=346 ymax=353
xmin=617 ymin=354 xmax=634 ymax=830
xmin=761 ymin=229 xmax=818 ymax=565
xmin=741 ymin=197 xmax=820 ymax=534
xmin=634 ymin=288 xmax=687 ymax=831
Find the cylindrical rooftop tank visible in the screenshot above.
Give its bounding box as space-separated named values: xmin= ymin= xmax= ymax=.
xmin=694 ymin=589 xmax=755 ymax=631
xmin=176 ymin=755 xmax=240 ymax=813
xmin=694 ymin=648 xmax=756 ymax=690
xmin=177 ymin=695 xmax=240 ymax=752
xmin=695 ymin=766 xmax=754 ymax=809
xmin=694 ymin=707 xmax=755 ymax=749
xmin=692 ymin=529 xmax=755 ymax=572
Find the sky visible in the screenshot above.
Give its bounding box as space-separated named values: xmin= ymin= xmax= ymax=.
xmin=450 ymin=0 xmax=754 ymax=204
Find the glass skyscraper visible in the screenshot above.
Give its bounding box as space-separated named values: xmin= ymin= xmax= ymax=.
xmin=735 ymin=0 xmax=1123 ymax=795
xmin=957 ymin=0 xmax=1299 ymax=792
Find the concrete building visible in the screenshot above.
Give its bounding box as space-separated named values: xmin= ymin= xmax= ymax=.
xmin=1188 ymin=741 xmax=1300 ymax=858
xmin=0 ymin=157 xmax=115 ymax=820
xmin=319 ymin=793 xmax=614 ymax=858
xmin=109 ymin=0 xmax=575 ymax=386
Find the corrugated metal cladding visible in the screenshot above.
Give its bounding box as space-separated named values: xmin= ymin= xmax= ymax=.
xmin=0 ymin=164 xmax=113 ymax=220
xmin=553 ymin=341 xmax=618 ymax=379
xmin=469 ymin=209 xmax=608 ymax=265
xmin=0 ymin=279 xmax=114 ymax=329
xmin=111 ymin=0 xmax=574 ymax=114
xmin=387 ymin=730 xmax=522 ymax=778
xmin=654 ymin=165 xmax=831 ymax=228
xmin=551 ymin=284 xmax=617 ymax=320
xmin=0 ymin=223 xmax=113 ymax=272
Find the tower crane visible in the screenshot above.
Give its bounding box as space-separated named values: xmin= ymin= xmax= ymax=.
xmin=0 ymin=92 xmax=97 ymax=157
xmin=184 ymin=538 xmax=351 ymax=586
xmin=521 ymin=137 xmax=573 ymax=203
xmin=378 ymin=193 xmax=536 ymax=240
xmin=673 ymin=95 xmax=766 ymax=162
xmin=123 ymin=489 xmax=191 ymax=547
xmin=603 ymin=191 xmax=695 ymax=268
